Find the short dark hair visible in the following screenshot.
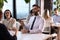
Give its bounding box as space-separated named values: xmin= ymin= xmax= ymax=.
xmin=33 ymin=4 xmax=38 ymax=7
xmin=4 ymin=9 xmax=12 ymax=19
xmin=54 ymin=8 xmax=58 ymax=11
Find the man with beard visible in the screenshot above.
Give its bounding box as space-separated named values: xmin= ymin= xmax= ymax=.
xmin=21 ymin=4 xmax=44 ymax=34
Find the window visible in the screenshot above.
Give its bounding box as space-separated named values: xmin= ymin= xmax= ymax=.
xmin=16 ymin=0 xmax=36 ymax=19
xmin=16 ymin=0 xmax=29 ymax=19
xmin=53 ymin=0 xmax=57 ymax=10
xmin=30 ymin=0 xmax=36 ymax=9
xmin=2 ymin=0 xmax=13 ymax=14
xmin=2 ymin=0 xmax=36 ymax=19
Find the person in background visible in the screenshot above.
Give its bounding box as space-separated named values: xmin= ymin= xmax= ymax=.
xmin=2 ymin=9 xmax=17 ymax=36
xmin=26 ymin=4 xmax=41 ymax=23
xmin=52 ymin=8 xmax=60 ymax=40
xmin=52 ymin=8 xmax=60 ymax=23
xmin=21 ymin=4 xmax=44 ymax=34
xmin=19 ymin=19 xmax=24 ymax=31
xmin=0 ymin=10 xmax=3 ymax=23
xmin=43 ymin=9 xmax=57 ymax=40
xmin=0 ymin=23 xmax=17 ymax=40
xmin=42 ymin=9 xmax=54 ymax=34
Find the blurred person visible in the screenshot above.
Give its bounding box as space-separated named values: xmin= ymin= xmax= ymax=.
xmin=0 ymin=23 xmax=17 ymax=40
xmin=52 ymin=8 xmax=60 ymax=23
xmin=52 ymin=8 xmax=60 ymax=40
xmin=43 ymin=9 xmax=58 ymax=40
xmin=42 ymin=9 xmax=54 ymax=34
xmin=19 ymin=19 xmax=24 ymax=31
xmin=21 ymin=4 xmax=44 ymax=34
xmin=2 ymin=9 xmax=17 ymax=36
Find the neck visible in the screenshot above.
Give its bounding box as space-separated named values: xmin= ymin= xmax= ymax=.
xmin=7 ymin=17 xmax=10 ymax=20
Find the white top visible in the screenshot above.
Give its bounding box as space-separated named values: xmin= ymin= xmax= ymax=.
xmin=44 ymin=17 xmax=53 ymax=27
xmin=2 ymin=17 xmax=16 ymax=36
xmin=42 ymin=17 xmax=53 ymax=32
xmin=25 ymin=15 xmax=44 ymax=33
xmin=52 ymin=15 xmax=60 ymax=23
xmin=2 ymin=17 xmax=16 ymax=28
xmin=52 ymin=15 xmax=60 ymax=27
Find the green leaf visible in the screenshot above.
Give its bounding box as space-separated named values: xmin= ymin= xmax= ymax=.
xmin=4 ymin=0 xmax=8 ymax=3
xmin=56 ymin=0 xmax=58 ymax=1
xmin=0 ymin=0 xmax=3 ymax=3
xmin=24 ymin=0 xmax=30 ymax=3
xmin=0 ymin=3 xmax=4 ymax=10
xmin=54 ymin=1 xmax=57 ymax=5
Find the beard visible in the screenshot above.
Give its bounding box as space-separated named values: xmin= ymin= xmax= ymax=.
xmin=34 ymin=12 xmax=38 ymax=16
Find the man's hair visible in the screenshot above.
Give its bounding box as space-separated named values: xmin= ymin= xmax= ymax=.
xmin=32 ymin=4 xmax=40 ymax=8
xmin=54 ymin=8 xmax=58 ymax=11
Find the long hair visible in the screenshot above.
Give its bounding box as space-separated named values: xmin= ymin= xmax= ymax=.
xmin=4 ymin=9 xmax=12 ymax=19
xmin=43 ymin=9 xmax=50 ymax=20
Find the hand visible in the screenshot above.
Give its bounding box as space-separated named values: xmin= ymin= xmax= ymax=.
xmin=19 ymin=20 xmax=25 ymax=26
xmin=21 ymin=29 xmax=28 ymax=34
xmin=12 ymin=27 xmax=18 ymax=35
xmin=7 ymin=27 xmax=12 ymax=30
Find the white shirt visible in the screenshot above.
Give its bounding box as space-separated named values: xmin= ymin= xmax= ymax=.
xmin=2 ymin=17 xmax=16 ymax=36
xmin=25 ymin=15 xmax=44 ymax=33
xmin=42 ymin=17 xmax=53 ymax=32
xmin=2 ymin=17 xmax=16 ymax=28
xmin=52 ymin=15 xmax=60 ymax=23
xmin=44 ymin=17 xmax=53 ymax=27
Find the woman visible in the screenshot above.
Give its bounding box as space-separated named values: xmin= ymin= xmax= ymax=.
xmin=0 ymin=10 xmax=3 ymax=23
xmin=2 ymin=9 xmax=17 ymax=36
xmin=42 ymin=9 xmax=54 ymax=34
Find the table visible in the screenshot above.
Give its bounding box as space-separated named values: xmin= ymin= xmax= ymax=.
xmin=17 ymin=32 xmax=52 ymax=40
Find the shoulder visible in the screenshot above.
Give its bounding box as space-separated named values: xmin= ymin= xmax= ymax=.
xmin=9 ymin=18 xmax=16 ymax=24
xmin=29 ymin=16 xmax=35 ymax=20
xmin=11 ymin=18 xmax=16 ymax=21
xmin=2 ymin=19 xmax=7 ymax=23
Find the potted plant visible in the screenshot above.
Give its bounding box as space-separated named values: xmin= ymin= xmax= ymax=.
xmin=24 ymin=0 xmax=30 ymax=3
xmin=54 ymin=0 xmax=60 ymax=11
xmin=0 ymin=0 xmax=8 ymax=10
